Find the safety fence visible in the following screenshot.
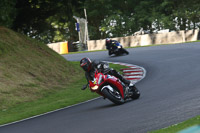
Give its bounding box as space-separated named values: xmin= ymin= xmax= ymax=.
xmin=87 ymin=29 xmax=200 ymax=51
xmin=47 ymin=29 xmax=199 ymax=54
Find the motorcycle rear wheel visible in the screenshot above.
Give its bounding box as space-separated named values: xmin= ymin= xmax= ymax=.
xmin=108 ymin=51 xmax=112 ymax=56
xmin=130 ymin=86 xmax=140 ymax=99
xmin=122 ymin=48 xmax=129 ymax=55
xmin=102 ymin=88 xmax=125 ymax=105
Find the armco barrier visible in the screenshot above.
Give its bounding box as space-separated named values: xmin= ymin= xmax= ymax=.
xmin=87 ymin=29 xmax=200 ymax=51
xmin=47 ymin=42 xmax=68 ymax=54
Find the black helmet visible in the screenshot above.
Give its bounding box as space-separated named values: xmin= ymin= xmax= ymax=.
xmin=80 ymin=57 xmax=92 ymax=72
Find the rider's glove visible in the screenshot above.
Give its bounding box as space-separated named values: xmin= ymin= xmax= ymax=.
xmin=81 ymin=84 xmax=87 ymax=90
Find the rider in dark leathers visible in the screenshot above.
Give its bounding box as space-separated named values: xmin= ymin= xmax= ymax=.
xmin=105 ymin=38 xmax=117 ymax=55
xmin=105 ymin=38 xmax=129 ymax=56
xmin=106 ymin=38 xmax=115 ymax=50
xmin=80 ymin=57 xmax=133 ymax=90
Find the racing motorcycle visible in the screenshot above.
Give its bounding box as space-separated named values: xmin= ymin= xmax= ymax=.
xmin=108 ymin=41 xmax=129 ymax=56
xmin=82 ymin=67 xmax=140 ymax=105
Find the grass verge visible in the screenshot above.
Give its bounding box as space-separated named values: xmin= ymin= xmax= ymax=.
xmin=150 ymin=115 xmax=200 ymax=133
xmin=0 ymin=62 xmax=128 ymax=125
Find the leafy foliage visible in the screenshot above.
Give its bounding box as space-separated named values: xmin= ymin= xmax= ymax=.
xmin=0 ymin=0 xmax=16 ymax=28
xmin=11 ymin=0 xmax=86 ymax=43
xmin=0 ymin=0 xmax=200 ymax=43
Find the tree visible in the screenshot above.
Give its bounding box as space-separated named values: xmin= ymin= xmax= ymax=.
xmin=0 ymin=0 xmax=16 ymax=28
xmin=5 ymin=0 xmax=200 ymax=43
xmin=12 ymin=0 xmax=85 ymax=43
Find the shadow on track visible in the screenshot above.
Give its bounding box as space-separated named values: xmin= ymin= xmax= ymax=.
xmin=108 ymin=54 xmax=128 ymax=58
xmin=82 ymin=97 xmax=140 ymax=113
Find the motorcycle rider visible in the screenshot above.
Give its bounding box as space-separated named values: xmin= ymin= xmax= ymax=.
xmin=80 ymin=57 xmax=133 ymax=91
xmin=105 ymin=38 xmax=129 ymax=56
xmin=105 ymin=38 xmax=118 ymax=54
xmin=105 ymin=38 xmax=112 ymax=50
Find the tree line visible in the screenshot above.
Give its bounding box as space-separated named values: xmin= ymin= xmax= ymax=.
xmin=1 ymin=0 xmax=200 ymax=44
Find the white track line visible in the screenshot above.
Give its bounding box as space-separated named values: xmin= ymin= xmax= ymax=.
xmin=0 ymin=97 xmax=101 ymax=127
xmin=123 ymin=72 xmax=144 ymax=75
xmin=123 ymin=69 xmax=142 ymax=72
xmin=124 ymin=75 xmax=143 ymax=78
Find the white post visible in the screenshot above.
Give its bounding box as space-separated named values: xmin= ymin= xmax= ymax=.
xmin=84 ymin=9 xmax=89 ymax=42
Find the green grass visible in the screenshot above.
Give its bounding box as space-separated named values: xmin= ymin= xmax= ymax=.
xmin=0 ymin=27 xmax=129 ymax=125
xmin=150 ymin=115 xmax=200 ymax=133
xmin=0 ymin=27 xmax=82 ymax=111
xmin=0 ymin=27 xmax=88 ymax=124
xmin=0 ymin=61 xmax=128 ymax=125
xmin=0 ymin=61 xmax=97 ymax=124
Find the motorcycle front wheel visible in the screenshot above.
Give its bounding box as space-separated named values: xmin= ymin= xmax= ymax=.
xmin=102 ymin=88 xmax=125 ymax=105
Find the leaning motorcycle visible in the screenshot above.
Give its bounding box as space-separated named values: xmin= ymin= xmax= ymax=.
xmin=108 ymin=42 xmax=129 ymax=56
xmin=82 ymin=66 xmax=140 ymax=105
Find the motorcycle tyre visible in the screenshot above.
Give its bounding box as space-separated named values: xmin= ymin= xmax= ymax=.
xmin=108 ymin=51 xmax=112 ymax=56
xmin=130 ymin=86 xmax=140 ymax=99
xmin=122 ymin=48 xmax=129 ymax=55
xmin=102 ymin=88 xmax=125 ymax=105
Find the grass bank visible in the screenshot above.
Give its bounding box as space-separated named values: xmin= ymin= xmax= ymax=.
xmin=0 ymin=27 xmax=128 ymax=125
xmin=150 ymin=115 xmax=200 ymax=133
xmin=0 ymin=61 xmax=127 ymax=125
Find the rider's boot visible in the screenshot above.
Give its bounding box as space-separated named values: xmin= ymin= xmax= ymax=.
xmin=120 ymin=76 xmax=134 ymax=88
xmin=120 ymin=77 xmax=135 ymax=98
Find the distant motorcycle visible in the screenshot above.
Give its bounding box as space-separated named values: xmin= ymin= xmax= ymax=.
xmin=82 ymin=67 xmax=140 ymax=105
xmin=108 ymin=41 xmax=129 ymax=56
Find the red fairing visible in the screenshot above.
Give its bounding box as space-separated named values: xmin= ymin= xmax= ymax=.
xmin=105 ymin=77 xmax=125 ymax=99
xmin=89 ymin=70 xmax=125 ymax=99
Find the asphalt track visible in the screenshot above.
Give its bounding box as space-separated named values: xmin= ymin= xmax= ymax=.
xmin=0 ymin=42 xmax=200 ymax=133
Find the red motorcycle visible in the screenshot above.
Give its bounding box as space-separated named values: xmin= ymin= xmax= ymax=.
xmin=83 ymin=70 xmax=140 ymax=105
